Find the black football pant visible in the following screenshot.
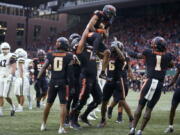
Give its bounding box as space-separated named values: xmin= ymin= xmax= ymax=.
xmin=73 ymin=77 xmax=102 ymax=119
xmin=87 ymin=32 xmax=107 ymax=54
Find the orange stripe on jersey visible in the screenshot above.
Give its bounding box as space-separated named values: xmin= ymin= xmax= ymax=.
xmin=153 ymin=51 xmax=165 ymax=55
xmin=52 ymin=52 xmax=67 ymax=57
xmin=96 ymin=29 xmax=106 ymax=34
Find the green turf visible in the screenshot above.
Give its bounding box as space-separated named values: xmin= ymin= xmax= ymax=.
xmin=0 ymin=90 xmax=180 ymax=135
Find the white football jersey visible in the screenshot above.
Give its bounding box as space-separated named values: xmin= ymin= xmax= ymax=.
xmin=15 ymin=57 xmax=26 ymax=78
xmin=24 ymin=58 xmax=33 ymax=78
xmin=0 ymin=53 xmax=16 ymax=77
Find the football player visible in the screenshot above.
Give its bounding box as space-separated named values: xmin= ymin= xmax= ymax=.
xmin=164 ymin=64 xmax=180 ymax=133
xmin=65 ymin=33 xmax=81 ymax=126
xmin=107 ymin=45 xmax=134 ymax=124
xmin=14 ymin=48 xmax=32 ymax=112
xmin=70 ymin=30 xmax=102 ymax=129
xmin=84 ymin=5 xmax=116 ymax=80
xmin=39 ymin=37 xmax=74 ymax=134
xmin=33 ymin=49 xmax=48 ymax=108
xmin=98 ymin=40 xmax=133 ymax=128
xmin=0 ymin=42 xmax=16 ymax=116
xmin=128 ymin=36 xmax=174 ymax=135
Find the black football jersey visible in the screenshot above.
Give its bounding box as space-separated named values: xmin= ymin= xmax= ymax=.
xmin=107 ymin=53 xmax=128 ymax=81
xmin=47 ymin=50 xmax=73 ymax=80
xmin=143 ymin=49 xmax=173 ymax=82
xmin=33 ymin=58 xmax=46 ymax=79
xmin=93 ymin=10 xmax=112 ymax=30
xmin=79 ymin=46 xmax=97 ymax=79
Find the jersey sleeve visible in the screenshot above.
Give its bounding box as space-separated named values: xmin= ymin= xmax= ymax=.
xmin=9 ymin=54 xmax=17 ymax=64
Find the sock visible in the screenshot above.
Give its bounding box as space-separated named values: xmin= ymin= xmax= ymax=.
xmin=169 ymin=125 xmax=173 ymax=128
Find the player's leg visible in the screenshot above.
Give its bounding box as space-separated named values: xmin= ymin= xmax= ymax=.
xmin=3 ymin=76 xmax=15 ymax=116
xmin=98 ymin=82 xmax=114 ymax=128
xmin=34 ymin=80 xmax=41 ymax=108
xmin=41 ymin=85 xmax=57 ymax=131
xmin=80 ymin=79 xmax=102 ymax=126
xmin=117 ymin=104 xmax=123 ymax=122
xmin=136 ymin=82 xmax=162 ymax=135
xmin=0 ymin=78 xmax=4 ymax=116
xmin=129 ymin=79 xmax=151 ymax=135
xmin=164 ymin=88 xmax=180 ymax=133
xmin=70 ymin=78 xmax=90 ymax=129
xmin=58 ymin=84 xmax=68 ymax=134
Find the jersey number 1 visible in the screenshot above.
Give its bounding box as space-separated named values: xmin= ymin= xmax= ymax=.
xmin=54 ymin=57 xmax=63 ymax=71
xmin=155 ymin=55 xmax=162 ymax=71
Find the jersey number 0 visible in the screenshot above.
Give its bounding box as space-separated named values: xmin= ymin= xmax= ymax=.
xmin=53 ymin=57 xmax=63 ymax=71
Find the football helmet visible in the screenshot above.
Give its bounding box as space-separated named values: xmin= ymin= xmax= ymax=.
xmin=37 ymin=49 xmax=46 ymax=59
xmin=69 ymin=33 xmax=81 ymax=43
xmin=15 ymin=48 xmax=27 ymax=58
xmin=103 ymin=5 xmax=116 ymax=19
xmin=56 ymin=37 xmax=69 ymax=51
xmin=151 ymin=36 xmax=167 ymax=52
xmin=0 ymin=42 xmax=11 ymax=54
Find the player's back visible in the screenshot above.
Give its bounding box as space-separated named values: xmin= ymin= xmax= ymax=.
xmin=143 ymin=49 xmax=173 ymax=82
xmin=47 ymin=50 xmax=73 ymax=80
xmin=79 ymin=46 xmax=97 ymax=78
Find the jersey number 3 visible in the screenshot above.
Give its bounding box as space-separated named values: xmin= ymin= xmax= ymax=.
xmin=54 ymin=57 xmax=63 ymax=71
xmin=155 ymin=55 xmax=162 ymax=71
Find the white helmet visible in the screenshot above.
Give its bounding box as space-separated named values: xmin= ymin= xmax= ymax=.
xmin=15 ymin=48 xmax=27 ymax=58
xmin=0 ymin=42 xmax=11 ymax=54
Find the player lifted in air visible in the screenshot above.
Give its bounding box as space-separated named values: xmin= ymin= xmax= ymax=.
xmin=98 ymin=40 xmax=133 ymax=128
xmin=33 ymin=49 xmax=48 ymax=108
xmin=128 ymin=36 xmax=174 ymax=135
xmin=0 ymin=42 xmax=16 ymax=116
xmin=164 ymin=64 xmax=180 ymax=133
xmin=85 ymin=5 xmax=116 ymax=80
xmin=39 ymin=37 xmax=74 ymax=134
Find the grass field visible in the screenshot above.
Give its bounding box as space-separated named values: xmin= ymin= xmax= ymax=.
xmin=0 ymin=90 xmax=180 ymax=135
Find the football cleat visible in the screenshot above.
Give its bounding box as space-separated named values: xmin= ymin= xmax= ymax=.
xmin=70 ymin=122 xmax=81 ymax=130
xmin=128 ymin=128 xmax=135 ymax=135
xmin=58 ymin=127 xmax=67 ymax=134
xmin=40 ymin=123 xmax=46 ymax=131
xmin=164 ymin=127 xmax=174 ymax=133
xmin=80 ymin=115 xmax=92 ymax=126
xmin=136 ymin=130 xmax=142 ymax=135
xmin=97 ymin=120 xmax=106 ymax=128
xmin=10 ymin=105 xmax=16 ymax=116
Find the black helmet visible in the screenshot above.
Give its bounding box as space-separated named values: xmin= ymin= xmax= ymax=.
xmin=111 ymin=40 xmax=124 ymax=51
xmin=56 ymin=37 xmax=69 ymax=51
xmin=151 ymin=36 xmax=167 ymax=52
xmin=103 ymin=5 xmax=116 ymax=19
xmin=70 ymin=37 xmax=80 ymax=51
xmin=69 ymin=33 xmax=81 ymax=42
